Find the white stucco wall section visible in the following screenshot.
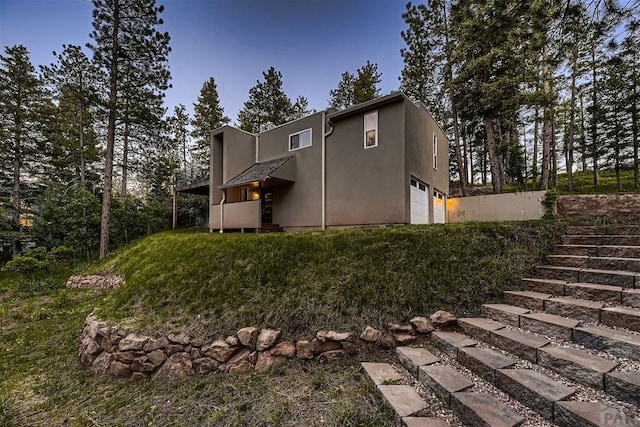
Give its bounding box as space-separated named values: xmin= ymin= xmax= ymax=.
xmin=447 ymin=191 xmax=547 ymax=223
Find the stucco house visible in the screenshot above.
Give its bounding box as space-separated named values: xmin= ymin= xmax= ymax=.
xmin=176 ymin=92 xmax=449 ymax=232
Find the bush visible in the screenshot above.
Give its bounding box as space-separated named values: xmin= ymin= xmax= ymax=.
xmin=2 ymin=256 xmax=47 ymax=276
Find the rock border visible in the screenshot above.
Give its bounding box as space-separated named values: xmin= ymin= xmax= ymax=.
xmin=78 ymin=313 xmax=453 ymax=380
xmin=67 ymin=275 xmax=125 ymax=291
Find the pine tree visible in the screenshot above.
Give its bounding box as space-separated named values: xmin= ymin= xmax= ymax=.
xmin=41 ymin=45 xmax=103 ymax=187
xmin=191 ymin=77 xmax=228 ymax=173
xmin=237 ymin=67 xmax=305 ymax=133
xmin=329 ymin=61 xmax=381 ymax=110
xmin=87 ymin=0 xmax=171 ymax=258
xmin=0 ymin=45 xmax=45 ymax=254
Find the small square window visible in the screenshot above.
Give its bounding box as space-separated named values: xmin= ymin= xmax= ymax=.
xmin=289 ymin=128 xmax=312 ymax=151
xmin=364 ymin=111 xmax=378 ymax=149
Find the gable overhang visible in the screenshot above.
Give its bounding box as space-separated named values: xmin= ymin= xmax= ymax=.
xmin=219 ymin=154 xmax=295 ymax=190
xmin=327 ymin=92 xmax=405 ymax=122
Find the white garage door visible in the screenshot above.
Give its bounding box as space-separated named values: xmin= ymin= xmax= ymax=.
xmin=410 ymin=178 xmax=429 ymax=224
xmin=433 ymin=190 xmax=446 ymax=224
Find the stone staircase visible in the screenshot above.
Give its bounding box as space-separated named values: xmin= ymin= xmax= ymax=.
xmin=363 ymin=225 xmax=640 ymax=426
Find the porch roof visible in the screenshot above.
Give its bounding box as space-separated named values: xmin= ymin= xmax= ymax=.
xmin=219 ymin=155 xmax=295 ymax=189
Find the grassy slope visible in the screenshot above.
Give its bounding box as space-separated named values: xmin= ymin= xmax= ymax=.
xmin=93 ymin=222 xmax=567 ymax=338
xmin=1 ymin=220 xmax=574 ymax=426
xmin=501 ymin=168 xmax=640 ymax=194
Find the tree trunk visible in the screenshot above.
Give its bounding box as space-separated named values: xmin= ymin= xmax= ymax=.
xmin=100 ymin=1 xmax=119 ymax=259
xmin=121 ymin=119 xmax=130 ymax=197
xmin=591 ymin=44 xmax=599 ymax=188
xmin=551 ymin=110 xmax=557 ymax=187
xmin=484 ymin=114 xmax=503 ymax=193
xmin=533 ymin=107 xmax=539 ymax=181
xmin=540 ymin=44 xmax=552 ymax=190
xmin=580 ymin=92 xmax=587 ymax=171
xmin=567 ymin=43 xmax=578 ymax=191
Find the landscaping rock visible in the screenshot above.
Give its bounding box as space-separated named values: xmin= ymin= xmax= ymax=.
xmin=236 ymin=327 xmax=258 ymax=348
xmin=144 ymin=336 xmax=170 ymax=352
xmin=226 ymin=348 xmax=251 ymax=371
xmin=271 ymin=341 xmax=296 ymax=358
xmin=131 ymin=356 xmax=156 ymax=373
xmin=360 ymin=326 xmax=382 ymax=342
xmin=109 ymin=361 xmax=132 ymax=378
xmin=91 ymin=352 xmax=114 ymax=374
xmin=256 ymin=329 xmax=281 ymax=351
xmin=295 ymin=340 xmax=314 ymax=359
xmin=429 ymin=310 xmax=457 ymax=328
xmin=201 ymin=340 xmax=238 ymax=363
xmin=410 ymin=316 xmax=435 ymax=334
xmin=192 ymin=357 xmax=219 ymax=374
xmin=167 ymin=332 xmax=190 ymax=345
xmin=317 ymin=330 xmax=352 ymax=342
xmin=393 ymin=333 xmax=416 ymax=345
xmin=378 ymin=334 xmax=396 ymax=350
xmin=310 ymin=338 xmax=342 ymax=355
xmin=388 ymin=323 xmax=415 ymax=335
xmin=254 ymin=352 xmax=286 ymax=372
xmin=153 ymin=352 xmax=193 ymax=380
xmin=118 ymin=333 xmax=149 ymax=351
xmin=147 ymin=349 xmax=167 ymax=367
xmin=225 ymin=335 xmax=240 ymax=346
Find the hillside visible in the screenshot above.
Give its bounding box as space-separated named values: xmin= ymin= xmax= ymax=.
xmin=1 ymin=221 xmax=575 ymax=426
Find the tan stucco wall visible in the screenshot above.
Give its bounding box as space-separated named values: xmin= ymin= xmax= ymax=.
xmin=404 ymin=100 xmax=450 ymax=223
xmin=210 ymin=200 xmax=261 ymax=230
xmin=447 ymin=191 xmax=547 ymax=223
xmin=326 ymin=100 xmax=406 ymax=226
xmin=257 ymin=113 xmax=324 ymax=228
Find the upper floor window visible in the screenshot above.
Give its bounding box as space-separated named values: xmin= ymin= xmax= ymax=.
xmin=364 ymin=111 xmax=378 ymax=149
xmin=433 ymin=133 xmax=438 ymax=169
xmin=289 ymin=128 xmax=312 ymax=151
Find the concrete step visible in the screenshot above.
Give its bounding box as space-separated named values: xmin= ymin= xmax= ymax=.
xmin=562 ymin=233 xmax=640 ymax=246
xmin=402 ymin=417 xmax=451 ymax=427
xmin=554 ymin=244 xmax=598 ymax=256
xmin=361 ymin=362 xmax=403 ymax=385
xmin=537 ymin=346 xmax=618 ymax=389
xmin=396 ymin=347 xmax=439 ymax=379
xmin=495 ymin=368 xmax=576 ymax=421
xmin=520 ymin=312 xmax=581 ymax=342
xmin=489 ymin=328 xmax=550 ymax=363
xmin=522 ymin=277 xmax=566 ymax=295
xmin=481 ymin=304 xmax=530 ymax=327
xmin=458 ymin=317 xmax=505 ymax=342
xmin=564 ymin=282 xmax=623 ymax=304
xmin=573 ymin=325 xmax=640 ymax=360
xmin=601 ymin=235 xmax=640 ymax=246
xmin=419 ymin=364 xmax=474 ymax=408
xmin=554 ymin=400 xmax=639 ymax=427
xmin=599 ymin=245 xmax=640 ymax=259
xmin=544 ymin=296 xmax=604 ymax=323
xmin=623 ymin=289 xmax=640 ymax=308
xmin=606 ymin=225 xmax=640 ymax=235
xmin=378 ymin=384 xmax=428 ymax=418
xmin=503 ymin=290 xmax=551 ymax=310
xmin=562 ymin=235 xmax=604 ymax=245
xmin=535 ymin=265 xmax=638 ymax=288
xmin=450 ymin=392 xmax=525 ymax=427
xmin=535 ymin=265 xmax=582 ymax=282
xmin=605 ymin=371 xmax=640 ymax=406
xmin=600 ymin=306 xmax=640 ymax=332
xmin=566 ymin=226 xmax=604 ymax=235
xmin=547 ymin=254 xmax=590 ymax=268
xmin=430 ymin=331 xmax=477 ymax=358
xmin=457 ymin=346 xmax=516 ymax=384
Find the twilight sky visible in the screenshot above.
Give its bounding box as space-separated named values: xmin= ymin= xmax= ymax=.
xmin=0 ymin=0 xmax=408 ymax=124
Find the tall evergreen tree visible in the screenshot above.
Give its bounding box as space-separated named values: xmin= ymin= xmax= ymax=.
xmin=329 ymin=61 xmax=382 ymax=109
xmin=238 ymin=67 xmax=308 ymax=133
xmin=87 ymin=0 xmax=171 ymax=258
xmin=41 ymin=45 xmax=103 ymax=187
xmin=191 ymin=77 xmax=228 ymax=173
xmin=0 ymin=45 xmax=45 ymax=254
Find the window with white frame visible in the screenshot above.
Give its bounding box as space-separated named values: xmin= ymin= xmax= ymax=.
xmin=289 ymin=128 xmax=312 ymax=151
xmin=364 ymin=111 xmax=378 ymax=148
xmin=433 ymin=133 xmax=438 ymax=169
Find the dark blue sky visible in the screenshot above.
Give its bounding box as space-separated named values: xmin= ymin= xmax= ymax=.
xmin=0 ymin=0 xmax=408 ymax=123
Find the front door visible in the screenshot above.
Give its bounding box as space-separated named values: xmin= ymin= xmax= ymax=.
xmin=261 ymin=189 xmax=273 ymax=224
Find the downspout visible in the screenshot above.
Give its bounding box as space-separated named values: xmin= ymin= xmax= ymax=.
xmin=322 ymin=111 xmax=334 ymax=231
xmin=219 ymin=189 xmax=226 ymax=233
xmin=255 ymin=134 xmax=259 ymax=163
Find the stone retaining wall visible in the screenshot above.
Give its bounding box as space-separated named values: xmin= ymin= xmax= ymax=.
xmin=78 ymin=312 xmax=449 ymax=380
xmin=557 ymin=194 xmax=640 ymax=220
xmin=66 ymin=275 xmax=125 ymax=290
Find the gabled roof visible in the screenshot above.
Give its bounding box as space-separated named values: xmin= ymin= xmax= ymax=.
xmin=219 ymin=155 xmax=295 ymax=189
